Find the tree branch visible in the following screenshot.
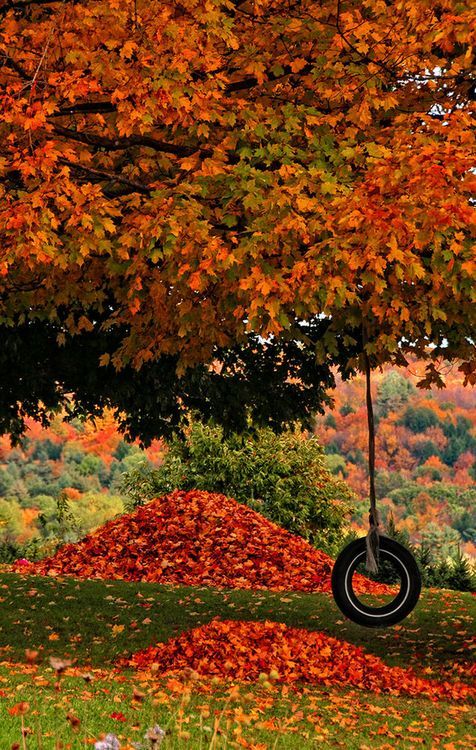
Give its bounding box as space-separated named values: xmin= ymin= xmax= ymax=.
xmin=335 ymin=0 xmax=397 ymax=80
xmin=0 ymin=0 xmax=68 ymax=17
xmin=52 ymin=125 xmax=213 ymax=158
xmin=0 ymin=52 xmax=33 ymax=80
xmin=58 ymin=158 xmax=152 ymax=195
xmin=225 ymin=60 xmax=314 ymax=93
xmin=50 ymin=101 xmax=117 ymax=117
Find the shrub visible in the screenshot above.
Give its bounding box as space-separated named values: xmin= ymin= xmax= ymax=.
xmin=121 ymin=421 xmax=355 ymax=553
xmin=0 ymin=536 xmax=60 ymax=564
xmin=445 ymin=549 xmax=476 ymax=592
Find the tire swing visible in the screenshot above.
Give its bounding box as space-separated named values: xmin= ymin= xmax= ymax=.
xmin=331 ymin=340 xmax=421 ymax=628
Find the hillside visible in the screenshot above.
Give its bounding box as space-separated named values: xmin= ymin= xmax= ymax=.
xmin=0 ymin=359 xmax=474 ymax=561
xmin=0 ymin=571 xmax=474 ymax=747
xmin=0 ymin=411 xmax=164 ymax=554
xmin=315 ymin=360 xmax=476 ymax=559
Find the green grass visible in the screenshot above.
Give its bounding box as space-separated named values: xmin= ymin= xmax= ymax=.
xmin=0 ymin=572 xmax=474 ymax=748
xmin=0 ymin=665 xmax=474 ymax=749
xmin=0 ymin=573 xmax=474 ymax=677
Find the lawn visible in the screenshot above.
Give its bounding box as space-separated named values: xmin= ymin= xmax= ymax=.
xmin=0 ymin=572 xmax=474 ymax=748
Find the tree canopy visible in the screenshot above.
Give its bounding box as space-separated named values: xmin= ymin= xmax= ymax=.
xmin=0 ymin=317 xmax=353 ymax=443
xmin=0 ymin=0 xmax=475 ymax=441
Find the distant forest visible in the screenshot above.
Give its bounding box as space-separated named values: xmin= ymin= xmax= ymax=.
xmin=315 ymin=361 xmax=476 ymax=560
xmin=0 ymin=360 xmax=474 ymax=561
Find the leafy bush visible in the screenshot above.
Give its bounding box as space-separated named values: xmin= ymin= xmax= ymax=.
xmin=0 ymin=540 xmax=19 ymax=563
xmin=121 ymin=421 xmax=355 ymax=553
xmin=36 ymin=491 xmax=124 ymax=544
xmin=0 ymin=535 xmax=61 ymax=564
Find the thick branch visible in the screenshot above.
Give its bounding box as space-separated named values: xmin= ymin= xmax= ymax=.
xmin=51 ymin=102 xmax=117 ymax=117
xmin=59 ymin=159 xmax=152 ymax=195
xmin=0 ymin=52 xmax=33 ymax=80
xmin=226 ymin=61 xmax=314 ymax=93
xmin=53 ymin=125 xmax=213 ymax=158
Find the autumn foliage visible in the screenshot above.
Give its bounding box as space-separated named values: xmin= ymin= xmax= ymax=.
xmin=25 ymin=490 xmax=389 ymax=594
xmin=315 ymin=362 xmax=476 ymax=561
xmin=1 ymin=0 xmax=475 ymax=390
xmin=130 ymin=619 xmax=475 ymax=703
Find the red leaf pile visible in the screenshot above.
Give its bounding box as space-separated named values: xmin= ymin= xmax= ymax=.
xmin=130 ymin=619 xmax=475 ymax=703
xmin=24 ymin=490 xmax=390 ymax=594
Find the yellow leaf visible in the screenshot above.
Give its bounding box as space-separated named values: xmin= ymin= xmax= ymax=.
xmin=179 ymin=155 xmax=200 ymax=171
xmin=290 ymin=58 xmax=308 ymax=73
xmin=121 ymin=41 xmax=138 ymax=60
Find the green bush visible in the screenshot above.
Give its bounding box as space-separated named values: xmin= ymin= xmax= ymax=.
xmin=121 ymin=421 xmax=355 ymax=553
xmin=0 ymin=536 xmax=60 ymax=564
xmin=36 ymin=491 xmax=124 ymax=544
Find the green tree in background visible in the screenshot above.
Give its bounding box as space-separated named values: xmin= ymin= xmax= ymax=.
xmin=400 ymin=406 xmax=440 ymax=433
xmin=376 ymin=372 xmax=416 ymax=417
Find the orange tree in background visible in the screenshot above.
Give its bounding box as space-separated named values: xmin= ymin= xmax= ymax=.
xmin=0 ymin=0 xmax=475 ymax=444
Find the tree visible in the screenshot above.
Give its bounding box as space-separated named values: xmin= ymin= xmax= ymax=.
xmin=376 ymin=371 xmax=415 ymax=417
xmin=1 ymin=0 xmax=475 ymax=442
xmin=0 ymin=318 xmax=353 ymax=444
xmin=400 ymin=406 xmax=440 ymax=433
xmin=409 ymin=439 xmax=439 ymax=463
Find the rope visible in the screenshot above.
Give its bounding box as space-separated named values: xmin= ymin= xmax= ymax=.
xmin=363 ymin=327 xmax=380 ymax=573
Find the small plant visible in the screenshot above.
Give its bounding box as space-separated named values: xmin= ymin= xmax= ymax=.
xmin=446 ymin=547 xmax=476 ymax=592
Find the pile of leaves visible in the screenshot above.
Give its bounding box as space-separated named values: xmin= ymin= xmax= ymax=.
xmin=24 ymin=490 xmax=389 ymax=594
xmin=130 ymin=619 xmax=475 ymax=703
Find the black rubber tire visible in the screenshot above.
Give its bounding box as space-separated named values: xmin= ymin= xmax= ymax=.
xmin=331 ymin=536 xmax=421 ymax=628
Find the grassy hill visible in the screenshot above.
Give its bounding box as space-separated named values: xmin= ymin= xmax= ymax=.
xmin=0 ymin=572 xmax=474 ymax=748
